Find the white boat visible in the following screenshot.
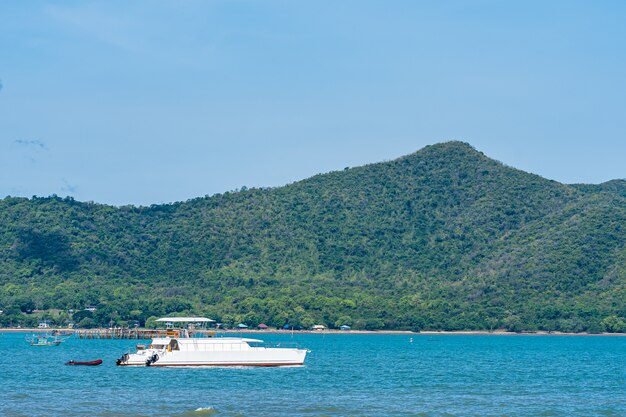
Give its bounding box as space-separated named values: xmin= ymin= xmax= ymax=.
xmin=27 ymin=333 xmax=64 ymax=346
xmin=116 ymin=317 xmax=308 ymax=367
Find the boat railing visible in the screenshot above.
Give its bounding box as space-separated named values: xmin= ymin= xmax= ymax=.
xmin=154 ymin=329 xmax=216 ymax=338
xmin=249 ymin=341 xmax=301 ymax=349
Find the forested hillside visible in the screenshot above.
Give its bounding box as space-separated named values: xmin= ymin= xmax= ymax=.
xmin=1 ymin=142 xmax=625 ymax=332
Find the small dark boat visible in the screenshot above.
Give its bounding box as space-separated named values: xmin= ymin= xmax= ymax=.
xmin=65 ymin=359 xmax=103 ymax=366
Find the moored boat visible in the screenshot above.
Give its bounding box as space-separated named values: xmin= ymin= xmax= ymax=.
xmin=27 ymin=333 xmax=64 ymax=347
xmin=65 ymin=359 xmax=103 ymax=366
xmin=116 ymin=317 xmax=309 ymax=367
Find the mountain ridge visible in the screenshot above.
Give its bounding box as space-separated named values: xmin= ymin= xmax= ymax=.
xmin=1 ymin=141 xmax=624 ymax=332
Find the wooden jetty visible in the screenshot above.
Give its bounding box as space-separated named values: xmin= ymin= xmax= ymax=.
xmin=75 ymin=328 xmax=216 ymax=340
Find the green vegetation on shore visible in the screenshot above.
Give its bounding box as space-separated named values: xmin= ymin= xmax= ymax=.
xmin=1 ymin=142 xmax=625 ymax=332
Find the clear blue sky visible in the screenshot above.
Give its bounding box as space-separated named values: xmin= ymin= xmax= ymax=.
xmin=1 ymin=1 xmax=625 ymax=206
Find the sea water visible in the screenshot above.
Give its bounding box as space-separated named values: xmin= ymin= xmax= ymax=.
xmin=0 ymin=332 xmax=624 ymax=416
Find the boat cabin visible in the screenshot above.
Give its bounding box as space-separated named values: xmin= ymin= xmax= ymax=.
xmin=154 ymin=317 xmax=215 ymax=338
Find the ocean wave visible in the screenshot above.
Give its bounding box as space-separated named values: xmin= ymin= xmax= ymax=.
xmin=179 ymin=406 xmax=217 ymax=416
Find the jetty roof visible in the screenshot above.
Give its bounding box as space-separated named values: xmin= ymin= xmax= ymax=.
xmin=156 ymin=317 xmax=215 ymax=323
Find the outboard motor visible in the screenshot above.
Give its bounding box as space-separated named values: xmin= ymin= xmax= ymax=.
xmin=145 ymin=353 xmax=159 ymax=366
xmin=116 ymin=353 xmax=129 ymax=366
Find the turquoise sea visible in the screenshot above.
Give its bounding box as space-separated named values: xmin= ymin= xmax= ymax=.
xmin=1 ymin=332 xmax=624 ymax=416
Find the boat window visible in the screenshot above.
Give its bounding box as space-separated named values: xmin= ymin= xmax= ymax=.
xmin=136 ymin=344 xmax=146 ymax=350
xmin=168 ymin=339 xmax=180 ymax=351
xmin=148 ymin=344 xmax=165 ymax=349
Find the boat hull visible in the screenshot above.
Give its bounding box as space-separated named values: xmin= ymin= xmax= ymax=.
xmin=66 ymin=359 xmax=103 ymax=366
xmin=118 ymin=345 xmax=307 ymax=367
xmin=146 ymin=362 xmax=303 ymax=367
xmin=117 ymin=334 xmax=308 ymax=367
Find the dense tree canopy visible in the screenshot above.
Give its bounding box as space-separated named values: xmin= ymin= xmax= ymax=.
xmin=1 ymin=142 xmax=624 ymax=331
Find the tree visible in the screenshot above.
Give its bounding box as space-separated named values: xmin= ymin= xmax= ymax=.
xmin=335 ymin=315 xmax=353 ymax=328
xmin=77 ymin=317 xmax=96 ymax=328
xmin=72 ymin=310 xmax=93 ymax=323
xmin=601 ymin=315 xmax=626 ymax=333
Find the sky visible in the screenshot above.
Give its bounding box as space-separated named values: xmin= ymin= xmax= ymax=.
xmin=1 ymin=0 xmax=625 ymax=206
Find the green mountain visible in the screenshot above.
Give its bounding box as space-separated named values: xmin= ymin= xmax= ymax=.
xmin=1 ymin=141 xmax=625 ymax=332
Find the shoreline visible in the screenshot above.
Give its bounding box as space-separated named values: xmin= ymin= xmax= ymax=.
xmin=1 ymin=328 xmax=625 ymax=336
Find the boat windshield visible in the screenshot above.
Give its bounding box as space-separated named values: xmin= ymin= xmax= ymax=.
xmin=148 ymin=344 xmax=165 ymax=349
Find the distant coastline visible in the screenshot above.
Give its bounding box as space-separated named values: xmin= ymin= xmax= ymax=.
xmin=2 ymin=328 xmax=625 ymax=336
